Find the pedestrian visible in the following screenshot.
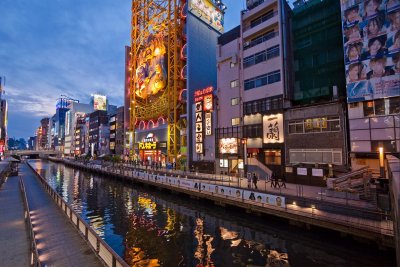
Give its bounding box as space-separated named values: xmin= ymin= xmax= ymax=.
xmin=280 ymin=175 xmax=287 ymax=188
xmin=270 ymin=172 xmax=275 ymax=188
xmin=247 ymin=172 xmax=252 ymax=189
xmin=252 ymin=173 xmax=258 ymax=189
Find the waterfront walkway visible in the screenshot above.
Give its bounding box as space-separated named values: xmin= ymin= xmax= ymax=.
xmin=0 ymin=172 xmax=30 ymax=267
xmin=20 ymin=163 xmax=103 ymax=267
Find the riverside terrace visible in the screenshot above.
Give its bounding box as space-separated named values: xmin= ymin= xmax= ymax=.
xmin=48 ymin=157 xmax=395 ymax=249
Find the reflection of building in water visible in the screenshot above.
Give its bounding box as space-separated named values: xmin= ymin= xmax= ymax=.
xmin=194 ymin=217 xmax=215 ymax=266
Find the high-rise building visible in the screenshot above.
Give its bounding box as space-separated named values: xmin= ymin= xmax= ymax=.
xmin=128 ymin=0 xmax=225 ymax=170
xmin=89 ymin=110 xmax=109 ymax=157
xmin=0 ymin=77 xmax=8 ymax=156
xmin=216 ymin=0 xmax=292 ymax=177
xmin=283 ymin=0 xmax=349 ymax=185
xmin=110 ymin=106 xmax=124 ymax=156
xmin=339 ymin=0 xmax=400 ymax=173
xmin=64 ymin=102 xmax=94 ymax=156
xmin=37 ymin=118 xmax=50 ymax=150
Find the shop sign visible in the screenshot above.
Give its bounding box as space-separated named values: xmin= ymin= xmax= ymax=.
xmin=205 ymin=112 xmax=212 ymax=135
xmin=138 ymin=142 xmax=157 ymax=150
xmin=263 ymin=114 xmax=284 ymax=143
xmin=196 ymin=133 xmax=203 ymax=143
xmin=312 ymin=168 xmax=324 ymax=177
xmin=195 ymin=112 xmax=202 ymax=122
xmin=195 ymin=122 xmax=203 ymax=133
xmin=203 ymin=94 xmax=213 ymax=111
xmin=297 ymin=167 xmax=307 ymax=176
xmin=195 ymin=143 xmax=203 ymax=153
xmin=219 ymin=138 xmax=238 ymax=154
xmin=194 ymin=86 xmax=213 ymax=102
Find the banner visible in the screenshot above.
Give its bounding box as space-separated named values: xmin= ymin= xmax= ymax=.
xmin=341 ymin=0 xmax=400 ymax=102
xmin=263 ymin=114 xmax=284 ymax=143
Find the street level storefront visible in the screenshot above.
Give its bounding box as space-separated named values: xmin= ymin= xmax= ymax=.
xmin=284 ymin=102 xmax=348 ymax=186
xmin=135 ymin=128 xmax=167 ymax=166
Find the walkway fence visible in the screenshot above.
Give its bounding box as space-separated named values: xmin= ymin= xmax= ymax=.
xmin=26 ymin=163 xmax=129 ymax=267
xmin=19 ymin=177 xmax=41 ymax=267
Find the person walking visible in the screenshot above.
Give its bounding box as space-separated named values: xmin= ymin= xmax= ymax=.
xmin=280 ymin=174 xmax=287 ymax=188
xmin=252 ymin=173 xmax=258 ymax=189
xmin=270 ymin=172 xmax=275 ymax=188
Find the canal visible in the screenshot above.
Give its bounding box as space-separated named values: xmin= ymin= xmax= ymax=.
xmin=30 ymin=160 xmax=396 ymax=267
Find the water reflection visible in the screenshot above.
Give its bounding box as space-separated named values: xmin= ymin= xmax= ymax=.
xmin=31 ymin=160 xmax=396 ymax=267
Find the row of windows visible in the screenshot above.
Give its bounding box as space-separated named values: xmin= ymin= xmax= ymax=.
xmin=243 ymin=95 xmax=283 ymax=115
xmin=361 ymin=97 xmax=400 ymax=117
xmin=288 ymin=117 xmax=340 ymax=134
xmin=249 ymin=10 xmax=276 ymax=29
xmin=243 ymin=45 xmax=280 ymax=68
xmin=244 ymin=31 xmax=278 ymax=50
xmin=244 ymin=70 xmax=281 ymax=90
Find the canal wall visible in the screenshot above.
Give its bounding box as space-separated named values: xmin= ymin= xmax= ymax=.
xmin=48 ymin=158 xmax=395 ymax=249
xmin=387 ymin=155 xmax=400 ymax=266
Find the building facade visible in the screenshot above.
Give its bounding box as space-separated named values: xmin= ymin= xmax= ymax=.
xmin=339 ymin=0 xmax=400 ymax=173
xmin=110 ymin=106 xmax=124 ymax=156
xmin=129 ymin=0 xmax=225 ymax=170
xmin=283 ymin=0 xmax=348 ymax=185
xmin=216 ymin=0 xmax=292 ymax=177
xmin=89 ymin=110 xmax=109 ymax=157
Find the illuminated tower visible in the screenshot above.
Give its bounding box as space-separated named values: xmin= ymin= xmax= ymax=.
xmin=129 ymin=0 xmax=224 ymax=170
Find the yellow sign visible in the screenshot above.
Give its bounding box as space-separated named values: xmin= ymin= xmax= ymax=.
xmin=138 ymin=142 xmax=157 ymax=150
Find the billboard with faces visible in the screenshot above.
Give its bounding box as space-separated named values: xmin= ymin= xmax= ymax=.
xmin=341 ymin=0 xmax=400 ymax=102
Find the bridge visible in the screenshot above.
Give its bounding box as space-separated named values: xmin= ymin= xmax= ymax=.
xmin=6 ymin=150 xmax=62 ymax=158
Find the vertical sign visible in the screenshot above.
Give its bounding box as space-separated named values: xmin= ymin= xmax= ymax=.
xmin=195 ymin=101 xmax=203 ymax=153
xmin=205 ymin=112 xmax=212 ymax=135
xmin=263 ymin=114 xmax=284 ymax=143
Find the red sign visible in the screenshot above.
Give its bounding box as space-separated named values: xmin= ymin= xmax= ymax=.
xmin=194 ymin=86 xmax=213 ymax=102
xmin=203 ymin=94 xmax=213 ymax=111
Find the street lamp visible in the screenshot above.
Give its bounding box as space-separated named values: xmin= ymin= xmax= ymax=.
xmin=242 ymin=138 xmax=247 ymax=178
xmin=379 ymin=146 xmax=385 ymax=178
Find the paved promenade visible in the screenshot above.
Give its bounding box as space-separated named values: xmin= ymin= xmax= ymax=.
xmin=20 ymin=163 xmax=103 ymax=267
xmin=0 ymin=173 xmax=30 ymax=267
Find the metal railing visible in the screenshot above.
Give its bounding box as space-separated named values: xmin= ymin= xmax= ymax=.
xmin=61 ymin=159 xmax=394 ymax=239
xmin=19 ymin=177 xmax=41 ymax=267
xmin=26 ymin=163 xmax=129 ymax=267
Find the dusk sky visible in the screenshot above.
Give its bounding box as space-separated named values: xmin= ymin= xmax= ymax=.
xmin=0 ymin=0 xmax=245 ymax=139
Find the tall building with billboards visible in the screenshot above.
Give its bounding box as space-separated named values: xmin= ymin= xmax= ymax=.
xmin=340 ymin=0 xmax=400 ymax=171
xmin=129 ymin=0 xmax=225 ymax=170
xmin=53 ymin=96 xmax=78 ymax=151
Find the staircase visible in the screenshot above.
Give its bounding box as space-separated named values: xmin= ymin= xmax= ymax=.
xmin=247 ymin=157 xmax=272 ymax=179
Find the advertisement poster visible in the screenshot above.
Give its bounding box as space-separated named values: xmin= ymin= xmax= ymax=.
xmin=189 ymin=0 xmax=224 ymax=33
xmin=340 ymin=0 xmax=400 ymax=102
xmin=93 ymin=94 xmax=107 ymax=111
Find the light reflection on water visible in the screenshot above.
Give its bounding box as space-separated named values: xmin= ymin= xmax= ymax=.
xmin=31 ymin=160 xmax=396 ymax=267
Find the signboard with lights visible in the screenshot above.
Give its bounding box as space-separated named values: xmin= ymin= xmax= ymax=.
xmin=194 ymin=86 xmax=215 ymax=154
xmin=188 ymin=0 xmax=224 ymax=33
xmin=93 ymin=94 xmax=107 ymax=111
xmin=263 ymin=114 xmax=284 ymax=143
xmin=219 ymin=138 xmax=238 ymax=154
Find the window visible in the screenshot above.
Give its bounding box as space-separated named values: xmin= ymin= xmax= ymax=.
xmin=250 ymin=10 xmax=274 ymax=28
xmin=289 ymin=149 xmax=342 ymax=165
xmin=243 ymin=30 xmax=278 ymax=50
xmin=244 ymin=70 xmax=281 ymax=90
xmin=243 ymin=45 xmax=279 ymax=68
xmin=390 ymin=97 xmax=400 ymax=114
xmin=363 ymin=101 xmax=375 ymax=117
xmin=231 ymin=98 xmax=239 ymax=106
xmin=231 ymin=117 xmax=240 ymax=126
xmin=230 ymin=80 xmax=239 ymax=88
xmin=288 ymin=117 xmax=340 ymax=134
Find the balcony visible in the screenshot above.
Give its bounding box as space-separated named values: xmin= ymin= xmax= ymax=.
xmin=243 ymin=31 xmax=279 ymax=51
xmin=243 ymin=11 xmax=278 ymax=40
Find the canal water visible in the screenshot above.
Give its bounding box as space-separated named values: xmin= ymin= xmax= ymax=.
xmin=30 ymin=160 xmax=396 ymax=267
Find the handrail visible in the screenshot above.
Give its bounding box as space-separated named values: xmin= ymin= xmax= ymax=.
xmin=26 ymin=162 xmax=129 ymax=267
xmin=19 ymin=177 xmax=41 ymax=267
xmin=335 ymin=166 xmax=370 ymax=182
xmin=58 ymin=159 xmax=394 ymax=238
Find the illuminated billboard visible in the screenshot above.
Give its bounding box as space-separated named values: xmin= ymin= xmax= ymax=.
xmin=135 ymin=34 xmax=167 ymax=100
xmin=93 ymin=94 xmax=107 ymax=111
xmin=219 ymin=138 xmax=238 ymax=154
xmin=189 ymin=0 xmax=224 ymax=33
xmin=263 ymin=114 xmax=284 ymax=144
xmin=340 ymin=0 xmax=400 ymax=102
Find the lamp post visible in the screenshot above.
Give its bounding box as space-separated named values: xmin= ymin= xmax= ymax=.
xmin=242 ymin=138 xmax=247 ymax=178
xmin=379 ymin=146 xmax=385 ymax=178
